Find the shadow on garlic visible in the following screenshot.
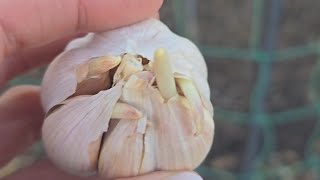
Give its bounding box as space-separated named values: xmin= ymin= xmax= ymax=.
xmin=41 ymin=19 xmax=214 ymax=179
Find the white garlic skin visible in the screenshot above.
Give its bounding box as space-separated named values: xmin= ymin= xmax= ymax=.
xmin=42 ymin=18 xmax=212 ymax=114
xmin=41 ymin=18 xmax=214 ymax=179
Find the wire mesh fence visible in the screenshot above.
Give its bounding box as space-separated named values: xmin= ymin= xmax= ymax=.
xmin=2 ymin=0 xmax=320 ymax=179
xmin=166 ymin=0 xmax=320 ymax=179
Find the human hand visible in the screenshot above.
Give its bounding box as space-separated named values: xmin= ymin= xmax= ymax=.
xmin=0 ymin=0 xmax=202 ymax=179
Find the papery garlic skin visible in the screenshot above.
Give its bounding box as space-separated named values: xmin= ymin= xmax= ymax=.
xmin=98 ymin=71 xmax=214 ymax=178
xmin=41 ymin=18 xmax=211 ymax=113
xmin=41 ymin=18 xmax=214 ymax=179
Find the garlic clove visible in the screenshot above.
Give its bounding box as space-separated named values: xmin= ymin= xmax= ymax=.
xmin=73 ymin=56 xmax=121 ymax=96
xmin=153 ymin=48 xmax=178 ymax=100
xmin=123 ymin=71 xmax=155 ymax=90
xmin=98 ymin=71 xmax=156 ymax=179
xmin=174 ymin=72 xmax=213 ymax=117
xmin=42 ymin=55 xmax=121 ymax=112
xmin=113 ymin=54 xmax=144 ymax=84
xmin=191 ymin=71 xmax=214 ymax=116
xmin=153 ymin=97 xmax=214 ymax=171
xmin=42 ymin=83 xmax=123 ymax=176
xmin=98 ymin=116 xmax=155 ymax=179
xmin=98 ymin=75 xmax=156 ymax=179
xmin=97 ymin=64 xmax=214 ymax=179
xmin=111 ymin=102 xmax=143 ymax=120
xmin=87 ymin=56 xmax=121 ymax=77
xmin=76 ymin=56 xmax=121 ymax=82
xmin=176 ymin=77 xmax=204 ymax=134
xmin=73 ymin=72 xmax=110 ymax=96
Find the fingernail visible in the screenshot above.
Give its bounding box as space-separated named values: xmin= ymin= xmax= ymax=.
xmin=167 ymin=172 xmax=203 ymax=180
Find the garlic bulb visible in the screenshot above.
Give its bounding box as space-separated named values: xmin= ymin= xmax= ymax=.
xmin=41 ymin=18 xmax=214 ymax=179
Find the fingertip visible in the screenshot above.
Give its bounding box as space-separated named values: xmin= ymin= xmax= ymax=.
xmin=0 ymin=85 xmax=44 ymax=167
xmin=0 ymin=85 xmax=42 ymax=109
xmin=1 ymin=85 xmax=40 ymax=97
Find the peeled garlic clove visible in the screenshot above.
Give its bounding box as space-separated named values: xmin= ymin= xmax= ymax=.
xmin=42 ymin=83 xmax=122 ymax=176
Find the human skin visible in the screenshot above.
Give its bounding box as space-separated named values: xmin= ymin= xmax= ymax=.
xmin=0 ymin=0 xmax=202 ymax=179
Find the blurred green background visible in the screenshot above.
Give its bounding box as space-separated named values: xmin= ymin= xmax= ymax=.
xmin=2 ymin=0 xmax=320 ymax=179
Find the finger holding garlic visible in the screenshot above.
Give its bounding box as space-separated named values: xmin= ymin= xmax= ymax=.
xmin=41 ymin=19 xmax=214 ymax=179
